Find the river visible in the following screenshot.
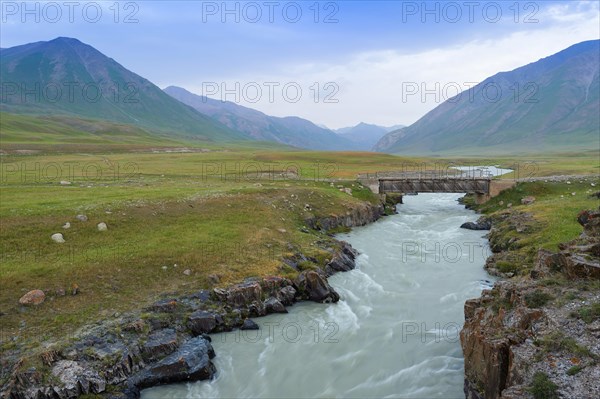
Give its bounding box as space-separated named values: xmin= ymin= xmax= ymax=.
xmin=142 ymin=193 xmax=494 ymax=399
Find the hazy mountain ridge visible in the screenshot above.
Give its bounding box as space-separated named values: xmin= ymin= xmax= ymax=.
xmin=335 ymin=122 xmax=405 ymax=148
xmin=164 ymin=86 xmax=361 ymax=151
xmin=374 ymin=40 xmax=600 ymax=154
xmin=0 ymin=37 xmax=243 ymax=141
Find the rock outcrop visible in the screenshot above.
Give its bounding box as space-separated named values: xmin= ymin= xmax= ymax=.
xmin=461 ymin=208 xmax=600 ymax=399
xmin=461 ymin=216 xmax=493 ymax=231
xmin=305 ymin=201 xmax=385 ymax=231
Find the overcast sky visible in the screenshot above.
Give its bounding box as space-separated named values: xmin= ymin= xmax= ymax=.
xmin=1 ymin=1 xmax=599 ymax=128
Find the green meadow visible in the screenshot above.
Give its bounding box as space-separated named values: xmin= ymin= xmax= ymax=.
xmin=1 ymin=112 xmax=598 ymax=356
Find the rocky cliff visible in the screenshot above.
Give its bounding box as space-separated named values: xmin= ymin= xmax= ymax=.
xmin=461 ymin=209 xmax=600 ymax=399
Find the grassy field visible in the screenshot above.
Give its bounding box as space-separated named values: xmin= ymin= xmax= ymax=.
xmin=1 ymin=114 xmax=599 ymax=358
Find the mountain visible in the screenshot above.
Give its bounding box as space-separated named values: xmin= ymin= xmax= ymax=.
xmin=384 ymin=124 xmax=405 ymax=132
xmin=374 ymin=40 xmax=600 ymax=154
xmin=164 ymin=86 xmax=360 ymax=151
xmin=335 ymin=122 xmax=405 ymax=149
xmin=0 ymin=37 xmax=243 ymax=141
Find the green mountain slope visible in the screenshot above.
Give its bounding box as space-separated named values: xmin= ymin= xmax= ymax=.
xmin=0 ymin=112 xmax=185 ymax=146
xmin=374 ymin=40 xmax=600 ymax=155
xmin=0 ymin=37 xmax=244 ymax=141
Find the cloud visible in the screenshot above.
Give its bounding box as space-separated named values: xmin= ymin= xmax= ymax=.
xmin=183 ymin=1 xmax=599 ymax=129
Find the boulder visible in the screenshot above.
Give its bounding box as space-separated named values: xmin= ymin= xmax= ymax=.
xmin=213 ymin=281 xmax=262 ymax=307
xmin=461 ymin=217 xmax=492 ymax=231
xmin=325 ymin=242 xmax=358 ymax=274
xmin=76 ymin=214 xmax=88 ymax=222
xmin=51 ymin=360 xmax=106 ymax=396
xmin=19 ymin=289 xmax=46 ymax=305
xmin=264 ymin=297 xmax=287 ymax=314
xmin=97 ymin=222 xmax=108 ymax=231
xmin=188 ymin=311 xmax=218 ymax=335
xmin=142 ymin=329 xmax=179 ymax=362
xmin=277 ymin=286 xmax=296 ymax=306
xmin=294 ymin=271 xmax=340 ymax=303
xmin=241 ymin=319 xmax=259 ymax=330
xmin=578 ymin=209 xmax=600 ymax=237
xmin=130 ymin=336 xmax=216 ymax=390
xmin=51 ymin=233 xmax=65 ymax=243
xmin=148 ymin=298 xmax=179 ymax=313
xmin=62 ymin=222 xmax=70 ymax=229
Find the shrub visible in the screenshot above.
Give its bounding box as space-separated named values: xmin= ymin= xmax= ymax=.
xmin=529 ymin=372 xmax=559 ymax=399
xmin=525 ymin=290 xmax=553 ymax=308
xmin=578 ymin=303 xmax=600 ymax=324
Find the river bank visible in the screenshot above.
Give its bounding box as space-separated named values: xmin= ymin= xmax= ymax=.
xmin=459 ymin=179 xmax=600 ymax=399
xmin=1 ymin=195 xmax=395 ymax=398
xmin=143 ymin=192 xmax=493 ymax=398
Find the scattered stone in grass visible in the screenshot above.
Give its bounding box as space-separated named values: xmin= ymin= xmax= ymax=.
xmin=71 ymin=284 xmax=79 ymax=295
xmin=277 ymin=228 xmax=287 ymax=233
xmin=162 ymin=266 xmax=168 ymax=271
xmin=51 ymin=233 xmax=65 ymax=243
xmin=56 ymin=288 xmax=66 ymax=296
xmin=59 ymin=181 xmax=71 ymax=185
xmin=76 ymin=214 xmax=88 ymax=222
xmin=183 ymin=269 xmax=191 ymax=276
xmin=62 ymin=222 xmax=70 ymax=229
xmin=97 ymin=222 xmax=108 ymax=231
xmin=567 ymin=181 xmax=571 ymax=184
xmin=507 ymin=203 xmax=513 ymax=208
xmin=19 ymin=290 xmax=45 ymax=305
xmin=571 ymin=192 xmax=576 ymax=196
xmin=521 ymin=196 xmax=536 ymax=205
xmin=208 ymin=274 xmax=220 ymax=284
xmin=499 ymin=201 xmax=504 ymax=206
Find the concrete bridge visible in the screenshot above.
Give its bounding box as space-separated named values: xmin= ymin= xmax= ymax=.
xmin=358 ymin=172 xmax=515 ymax=203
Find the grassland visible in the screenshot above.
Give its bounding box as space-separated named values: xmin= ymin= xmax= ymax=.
xmin=1 ymin=111 xmax=598 ymax=361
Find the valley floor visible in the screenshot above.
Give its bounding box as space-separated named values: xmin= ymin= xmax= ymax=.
xmin=0 ymin=142 xmax=598 ymax=397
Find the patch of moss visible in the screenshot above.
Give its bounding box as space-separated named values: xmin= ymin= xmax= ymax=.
xmin=535 ymin=331 xmax=594 ymax=359
xmin=566 ymin=365 xmax=584 ymax=376
xmin=496 ymin=261 xmax=519 ymax=274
